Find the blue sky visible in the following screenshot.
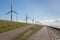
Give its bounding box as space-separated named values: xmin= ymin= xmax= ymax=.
xmin=0 ymin=0 xmax=60 ymax=26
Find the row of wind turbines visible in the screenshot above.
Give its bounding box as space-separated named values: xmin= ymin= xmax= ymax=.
xmin=6 ymin=3 xmax=35 ymax=24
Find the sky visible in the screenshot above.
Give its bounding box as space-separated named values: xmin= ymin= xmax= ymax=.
xmin=0 ymin=0 xmax=60 ymax=27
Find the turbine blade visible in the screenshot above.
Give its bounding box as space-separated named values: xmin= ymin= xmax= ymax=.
xmin=6 ymin=11 xmax=11 ymax=14
xmin=13 ymin=11 xmax=18 ymax=14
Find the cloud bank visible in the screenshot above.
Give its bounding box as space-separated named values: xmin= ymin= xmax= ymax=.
xmin=40 ymin=19 xmax=60 ymax=28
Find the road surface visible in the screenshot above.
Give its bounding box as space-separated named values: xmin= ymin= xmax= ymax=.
xmin=27 ymin=26 xmax=51 ymax=40
xmin=27 ymin=26 xmax=60 ymax=40
xmin=0 ymin=25 xmax=34 ymax=40
xmin=47 ymin=27 xmax=60 ymax=40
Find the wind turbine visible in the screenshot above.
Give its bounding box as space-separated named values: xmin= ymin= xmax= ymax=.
xmin=24 ymin=14 xmax=30 ymax=24
xmin=6 ymin=3 xmax=18 ymax=21
xmin=32 ymin=17 xmax=34 ymax=24
xmin=16 ymin=15 xmax=18 ymax=22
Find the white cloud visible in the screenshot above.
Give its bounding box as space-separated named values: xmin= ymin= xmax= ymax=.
xmin=17 ymin=18 xmax=60 ymax=28
xmin=40 ymin=19 xmax=60 ymax=28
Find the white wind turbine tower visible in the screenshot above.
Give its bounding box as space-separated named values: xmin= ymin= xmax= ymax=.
xmin=24 ymin=14 xmax=30 ymax=24
xmin=6 ymin=2 xmax=18 ymax=22
xmin=32 ymin=17 xmax=34 ymax=24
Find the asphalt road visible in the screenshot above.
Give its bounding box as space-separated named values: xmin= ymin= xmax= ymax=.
xmin=47 ymin=27 xmax=60 ymax=40
xmin=0 ymin=25 xmax=34 ymax=40
xmin=27 ymin=26 xmax=60 ymax=40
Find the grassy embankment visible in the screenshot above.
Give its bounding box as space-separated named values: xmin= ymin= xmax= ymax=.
xmin=0 ymin=20 xmax=29 ymax=33
xmin=16 ymin=25 xmax=43 ymax=40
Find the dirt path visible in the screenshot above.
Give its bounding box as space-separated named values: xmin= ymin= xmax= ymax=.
xmin=27 ymin=26 xmax=51 ymax=40
xmin=0 ymin=25 xmax=34 ymax=40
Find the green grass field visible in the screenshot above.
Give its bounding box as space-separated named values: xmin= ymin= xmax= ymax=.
xmin=0 ymin=20 xmax=29 ymax=33
xmin=16 ymin=25 xmax=43 ymax=40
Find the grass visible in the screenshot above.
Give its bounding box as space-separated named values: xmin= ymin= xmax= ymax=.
xmin=0 ymin=20 xmax=29 ymax=33
xmin=16 ymin=25 xmax=43 ymax=40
